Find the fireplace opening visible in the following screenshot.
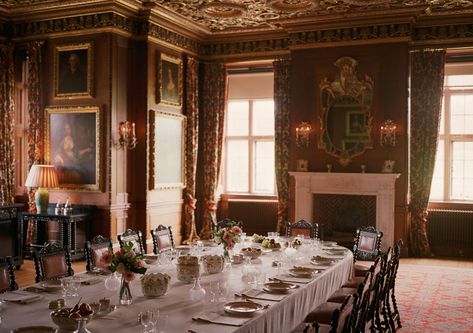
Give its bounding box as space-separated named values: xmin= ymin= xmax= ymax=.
xmin=313 ymin=194 xmax=376 ymax=247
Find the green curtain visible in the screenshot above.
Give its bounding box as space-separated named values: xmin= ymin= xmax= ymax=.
xmin=183 ymin=57 xmax=200 ymax=243
xmin=199 ymin=62 xmax=226 ymax=239
xmin=27 ymin=41 xmax=43 ymax=211
xmin=409 ymin=49 xmax=446 ymax=257
xmin=273 ymin=59 xmax=291 ymax=234
xmin=0 ymin=44 xmax=16 ymax=204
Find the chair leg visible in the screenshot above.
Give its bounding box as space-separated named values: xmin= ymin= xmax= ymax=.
xmin=391 ymin=287 xmax=402 ymax=329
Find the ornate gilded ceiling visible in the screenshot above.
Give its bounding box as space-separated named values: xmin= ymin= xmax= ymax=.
xmin=154 ymin=0 xmax=473 ymax=32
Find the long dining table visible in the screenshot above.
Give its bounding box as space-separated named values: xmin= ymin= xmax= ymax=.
xmin=0 ymin=243 xmax=353 ymax=333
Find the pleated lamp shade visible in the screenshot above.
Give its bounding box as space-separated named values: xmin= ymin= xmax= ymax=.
xmin=25 ymin=165 xmax=59 ymax=188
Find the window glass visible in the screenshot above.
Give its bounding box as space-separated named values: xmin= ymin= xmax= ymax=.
xmin=227 ymin=101 xmax=249 ymax=136
xmin=226 ymin=140 xmax=249 ymax=192
xmin=252 ymin=100 xmax=275 ymax=136
xmin=450 ymin=94 xmax=473 ymax=135
xmin=451 ymin=141 xmax=473 ymax=200
xmin=254 ymin=141 xmax=275 ymax=193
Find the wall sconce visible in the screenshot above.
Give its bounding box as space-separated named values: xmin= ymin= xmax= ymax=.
xmin=380 ymin=119 xmax=396 ymax=147
xmin=117 ymin=121 xmax=137 ymax=150
xmin=296 ymin=122 xmax=312 ymax=147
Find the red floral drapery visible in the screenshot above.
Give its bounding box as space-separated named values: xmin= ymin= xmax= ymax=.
xmin=274 ymin=59 xmax=291 ymax=234
xmin=199 ymin=62 xmax=226 ymax=239
xmin=409 ymin=49 xmax=446 ymax=257
xmin=183 ymin=57 xmax=200 ymax=243
xmin=0 ymin=44 xmax=16 ymax=204
xmin=27 ymin=41 xmax=43 ymax=211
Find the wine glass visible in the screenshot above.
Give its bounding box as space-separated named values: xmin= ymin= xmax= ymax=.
xmin=139 ymin=310 xmax=153 ymax=333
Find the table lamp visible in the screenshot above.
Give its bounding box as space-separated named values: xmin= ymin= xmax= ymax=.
xmin=25 ymin=164 xmax=59 ymax=214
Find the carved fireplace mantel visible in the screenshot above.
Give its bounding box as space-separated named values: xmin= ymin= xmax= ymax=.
xmin=289 ymin=172 xmax=400 ymax=249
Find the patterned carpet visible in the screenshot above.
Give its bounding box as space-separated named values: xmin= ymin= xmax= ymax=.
xmin=396 ymin=263 xmax=473 ymax=333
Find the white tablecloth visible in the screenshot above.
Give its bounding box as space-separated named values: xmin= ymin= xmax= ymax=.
xmin=0 ymin=248 xmax=353 ymax=333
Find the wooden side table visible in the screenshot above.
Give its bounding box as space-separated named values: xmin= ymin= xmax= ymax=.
xmin=20 ymin=205 xmax=95 ymax=260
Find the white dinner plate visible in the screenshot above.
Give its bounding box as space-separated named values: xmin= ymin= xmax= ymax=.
xmin=223 ymin=301 xmax=263 ymax=315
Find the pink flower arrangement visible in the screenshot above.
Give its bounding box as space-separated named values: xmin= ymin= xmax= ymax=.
xmin=101 ymin=242 xmax=147 ymax=281
xmin=213 ymin=223 xmax=242 ymax=252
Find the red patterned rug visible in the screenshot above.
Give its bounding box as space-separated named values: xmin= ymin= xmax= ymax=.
xmin=396 ymin=263 xmax=473 ymax=333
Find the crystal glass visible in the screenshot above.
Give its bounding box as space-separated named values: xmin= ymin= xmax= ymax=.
xmin=208 ymin=281 xmax=219 ymax=303
xmin=189 ymin=278 xmax=206 ymax=301
xmin=73 ymin=317 xmax=92 ymax=333
xmin=156 ymin=314 xmax=168 ymax=333
xmin=139 ymin=310 xmax=153 ymax=333
xmin=104 ymin=272 xmax=121 ymax=291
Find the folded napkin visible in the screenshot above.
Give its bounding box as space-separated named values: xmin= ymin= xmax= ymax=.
xmin=192 ymin=310 xmax=252 ymax=327
xmin=80 ymin=276 xmax=102 ymax=285
xmin=2 ymin=290 xmax=42 ymax=304
xmin=271 ymin=274 xmax=313 ymax=284
xmin=240 ymin=288 xmax=286 ymax=301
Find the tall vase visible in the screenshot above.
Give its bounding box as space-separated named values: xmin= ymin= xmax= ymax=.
xmin=119 ymin=277 xmax=132 ymax=305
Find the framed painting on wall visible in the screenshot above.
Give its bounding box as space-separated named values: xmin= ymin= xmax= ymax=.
xmin=149 ymin=110 xmax=186 ymax=190
xmin=157 ymin=53 xmax=182 ymax=107
xmin=45 ymin=106 xmax=101 ymax=191
xmin=54 ymin=42 xmax=94 ymax=99
xmin=345 ymin=111 xmax=367 ymax=136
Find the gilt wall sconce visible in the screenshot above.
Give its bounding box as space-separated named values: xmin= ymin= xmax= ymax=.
xmin=296 ymin=122 xmax=312 ymax=147
xmin=380 ymin=119 xmax=396 ymax=147
xmin=117 ymin=121 xmax=137 ymax=150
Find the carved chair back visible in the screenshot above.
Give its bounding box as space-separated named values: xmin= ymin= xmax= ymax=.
xmin=0 ymin=257 xmax=17 ymax=292
xmin=286 ymin=220 xmax=319 ymax=239
xmin=151 ymin=225 xmax=175 ymax=254
xmin=85 ymin=235 xmax=113 ymax=272
xmin=118 ymin=229 xmax=145 ymax=255
xmin=353 ymin=225 xmax=383 ymax=262
xmin=33 ymin=242 xmax=73 ymax=283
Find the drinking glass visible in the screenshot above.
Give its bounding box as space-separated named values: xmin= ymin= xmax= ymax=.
xmin=208 ymin=281 xmax=219 ymax=303
xmin=139 ymin=310 xmax=153 ymax=333
xmin=156 ymin=313 xmax=168 ymax=333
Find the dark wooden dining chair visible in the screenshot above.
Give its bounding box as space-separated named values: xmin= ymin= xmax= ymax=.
xmin=118 ymin=229 xmax=145 ymax=255
xmin=85 ymin=235 xmax=113 ymax=272
xmin=0 ymin=256 xmax=18 ymax=292
xmin=33 ymin=242 xmax=74 ymax=283
xmin=353 ymin=225 xmax=383 ymax=277
xmin=286 ymin=220 xmax=319 ymax=239
xmin=151 ymin=225 xmax=175 ymax=254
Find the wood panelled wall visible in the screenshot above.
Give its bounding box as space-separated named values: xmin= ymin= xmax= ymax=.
xmin=290 ymin=43 xmax=409 ymax=243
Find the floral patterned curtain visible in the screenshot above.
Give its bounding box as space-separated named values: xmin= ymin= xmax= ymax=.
xmin=199 ymin=62 xmax=226 ymax=239
xmin=409 ymin=49 xmax=446 ymax=257
xmin=183 ymin=57 xmax=200 ymax=243
xmin=27 ymin=41 xmax=43 ymax=211
xmin=0 ymin=44 xmax=16 ymax=204
xmin=274 ymin=59 xmax=291 ymax=234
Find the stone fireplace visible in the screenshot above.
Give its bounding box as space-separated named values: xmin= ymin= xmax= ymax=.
xmin=290 ymin=172 xmax=400 ymax=250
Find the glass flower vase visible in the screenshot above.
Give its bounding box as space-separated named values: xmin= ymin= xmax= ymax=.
xmin=119 ymin=277 xmax=132 ymax=305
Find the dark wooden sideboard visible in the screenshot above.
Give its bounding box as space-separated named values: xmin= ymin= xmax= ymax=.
xmin=0 ymin=204 xmax=24 ymax=268
xmin=20 ymin=204 xmax=96 ymax=260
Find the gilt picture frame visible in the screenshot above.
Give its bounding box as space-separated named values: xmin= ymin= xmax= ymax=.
xmin=54 ymin=42 xmax=94 ymax=99
xmin=157 ymin=53 xmax=182 ymax=107
xmin=45 ymin=106 xmax=101 ymax=191
xmin=149 ymin=110 xmax=186 ymax=190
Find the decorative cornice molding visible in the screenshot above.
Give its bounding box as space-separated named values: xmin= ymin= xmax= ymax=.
xmin=147 ymin=21 xmax=200 ymax=55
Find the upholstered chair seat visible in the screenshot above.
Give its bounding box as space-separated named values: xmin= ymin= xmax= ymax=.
xmin=304 ymin=301 xmax=341 ymax=324
xmin=326 ymin=287 xmax=358 ymax=303
xmin=354 ymin=261 xmax=372 ymax=276
xmin=342 ymin=275 xmax=365 ymax=288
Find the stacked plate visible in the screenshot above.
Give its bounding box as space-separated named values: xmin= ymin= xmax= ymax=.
xmin=263 ymin=281 xmax=297 ymax=294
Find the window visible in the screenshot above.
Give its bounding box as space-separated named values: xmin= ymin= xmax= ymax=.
xmin=224 ymin=99 xmax=275 ymax=195
xmin=430 ymin=63 xmax=473 ymax=202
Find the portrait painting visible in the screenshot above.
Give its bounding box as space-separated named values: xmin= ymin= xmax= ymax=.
xmin=158 ymin=53 xmax=182 ymax=107
xmin=54 ymin=42 xmax=93 ymax=99
xmin=149 ymin=110 xmax=186 ymax=190
xmin=346 ymin=111 xmax=368 ymax=136
xmin=45 ymin=106 xmax=101 ymax=191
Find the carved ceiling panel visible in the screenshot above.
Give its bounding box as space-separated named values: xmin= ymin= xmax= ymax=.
xmin=154 ymin=0 xmax=473 ymax=32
